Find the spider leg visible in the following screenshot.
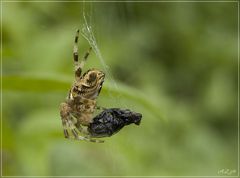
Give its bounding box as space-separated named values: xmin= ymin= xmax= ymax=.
xmin=60 ymin=102 xmax=79 ymax=139
xmin=73 ymin=29 xmax=81 ymax=80
xmin=61 ymin=118 xmax=76 ymax=139
xmin=74 ymin=120 xmax=104 ymax=143
xmin=75 ymin=121 xmax=86 ymax=133
xmin=73 ymin=29 xmax=79 ymax=64
xmin=95 ymin=106 xmax=107 ymax=110
xmin=68 ymin=122 xmax=104 ymax=143
xmin=62 ymin=119 xmax=69 ymax=138
xmin=63 ymin=119 xmax=105 ymax=143
xmin=66 ymin=119 xmax=79 ymax=139
xmin=74 ymin=135 xmax=105 ymax=143
xmin=73 ymin=29 xmax=92 ymax=80
xmin=79 ymin=46 xmax=92 ymax=69
xmin=75 ymin=47 xmax=92 ymax=80
xmin=60 ymin=102 xmax=70 ymax=138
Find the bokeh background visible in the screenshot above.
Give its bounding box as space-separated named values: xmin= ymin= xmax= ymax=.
xmin=2 ymin=1 xmax=238 ymax=176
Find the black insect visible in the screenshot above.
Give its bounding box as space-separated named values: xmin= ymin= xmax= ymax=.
xmin=88 ymin=108 xmax=142 ymax=138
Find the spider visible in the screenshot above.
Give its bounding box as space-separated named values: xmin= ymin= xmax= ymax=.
xmin=60 ymin=29 xmax=105 ymax=143
xmin=60 ymin=30 xmax=142 ymax=143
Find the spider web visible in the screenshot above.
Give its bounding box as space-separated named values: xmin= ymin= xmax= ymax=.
xmin=80 ymin=3 xmax=132 ymax=164
xmin=80 ymin=3 xmax=126 ymax=109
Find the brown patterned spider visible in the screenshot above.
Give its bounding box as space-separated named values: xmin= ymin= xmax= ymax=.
xmin=60 ymin=29 xmax=105 ymax=143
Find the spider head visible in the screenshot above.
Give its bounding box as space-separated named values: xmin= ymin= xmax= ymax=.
xmin=80 ymin=69 xmax=105 ymax=99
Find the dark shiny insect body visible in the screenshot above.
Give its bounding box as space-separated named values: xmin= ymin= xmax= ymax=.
xmin=88 ymin=108 xmax=142 ymax=137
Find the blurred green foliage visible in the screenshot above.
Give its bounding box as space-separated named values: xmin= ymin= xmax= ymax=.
xmin=2 ymin=1 xmax=238 ymax=176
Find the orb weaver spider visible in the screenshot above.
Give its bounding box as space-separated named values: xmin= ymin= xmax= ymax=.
xmin=60 ymin=29 xmax=105 ymax=143
xmin=60 ymin=30 xmax=142 ymax=143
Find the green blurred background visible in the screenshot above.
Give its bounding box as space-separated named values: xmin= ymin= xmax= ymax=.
xmin=2 ymin=1 xmax=238 ymax=176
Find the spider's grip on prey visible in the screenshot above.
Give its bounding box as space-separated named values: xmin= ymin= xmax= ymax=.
xmin=60 ymin=29 xmax=143 ymax=143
